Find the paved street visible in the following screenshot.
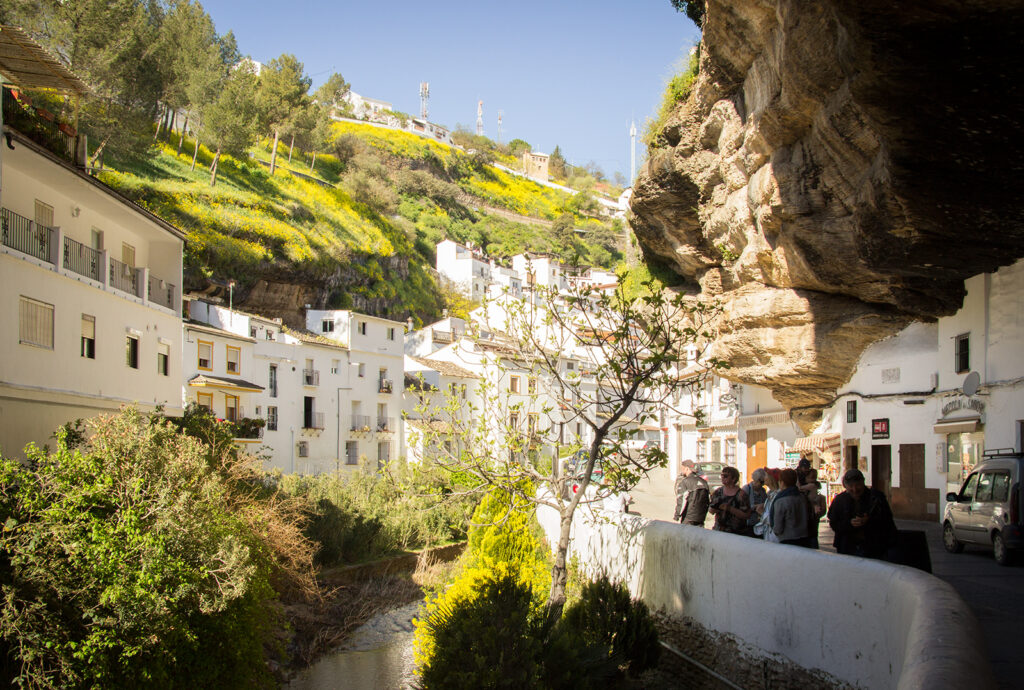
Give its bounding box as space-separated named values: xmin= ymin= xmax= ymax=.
xmin=629 ymin=478 xmax=1024 ymax=689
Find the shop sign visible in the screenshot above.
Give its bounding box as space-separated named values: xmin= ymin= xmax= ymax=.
xmin=872 ymin=418 xmax=890 ymax=439
xmin=784 ymin=450 xmax=801 ymax=467
xmin=941 ymin=396 xmax=985 ymax=418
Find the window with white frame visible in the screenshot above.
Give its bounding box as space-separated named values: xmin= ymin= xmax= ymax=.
xmin=346 ymin=440 xmax=358 ymax=465
xmin=197 ymin=340 xmax=212 ymax=370
xmin=510 ymin=375 xmax=521 ymax=393
xmin=226 ymin=346 xmax=240 ymax=374
xmin=126 ymin=335 xmax=139 ymax=369
xmin=322 ymin=319 xmax=334 ymax=333
xmin=331 ymin=359 xmax=340 ymax=375
xmin=358 ymin=321 xmax=367 ymax=335
xmin=267 ymin=406 xmax=278 ymax=431
xmin=157 ymin=342 xmax=170 ymax=376
xmin=81 ymin=314 xmax=96 ymax=358
xmin=19 ymin=296 xmax=53 ymax=349
xmin=34 ymin=200 xmax=53 ymax=228
xmin=955 ymin=333 xmax=970 ymax=374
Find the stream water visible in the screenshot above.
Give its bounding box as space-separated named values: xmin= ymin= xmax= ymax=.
xmin=287 ymin=601 xmax=421 ymax=690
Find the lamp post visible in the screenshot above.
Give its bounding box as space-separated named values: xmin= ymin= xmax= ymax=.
xmin=228 ymin=279 xmax=236 ymax=325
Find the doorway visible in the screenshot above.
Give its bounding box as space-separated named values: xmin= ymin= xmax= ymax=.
xmin=746 ymin=428 xmax=767 ymax=483
xmin=890 ymin=444 xmax=939 ymax=520
xmin=871 ymin=445 xmax=892 ymax=498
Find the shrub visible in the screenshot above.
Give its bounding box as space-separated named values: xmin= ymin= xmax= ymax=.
xmin=643 ymin=45 xmax=700 ymax=149
xmin=0 ymin=408 xmax=290 ymax=689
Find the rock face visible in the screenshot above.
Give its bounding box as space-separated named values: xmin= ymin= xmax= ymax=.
xmin=631 ymin=0 xmax=1024 ymax=427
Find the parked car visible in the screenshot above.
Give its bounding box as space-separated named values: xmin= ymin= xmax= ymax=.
xmin=564 ymin=450 xmax=632 ymax=512
xmin=694 ymin=461 xmax=725 ymax=492
xmin=942 ymin=449 xmax=1023 ymax=566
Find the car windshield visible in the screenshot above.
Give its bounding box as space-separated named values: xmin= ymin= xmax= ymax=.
xmin=701 ymin=463 xmax=724 ymax=472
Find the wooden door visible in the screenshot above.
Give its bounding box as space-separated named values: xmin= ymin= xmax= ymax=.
xmin=871 ymin=445 xmax=892 ymax=498
xmin=745 ymin=428 xmax=767 ymax=483
xmin=891 ymin=444 xmax=939 ymax=520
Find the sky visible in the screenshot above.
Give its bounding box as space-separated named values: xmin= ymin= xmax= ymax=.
xmin=198 ymin=0 xmax=701 ymax=183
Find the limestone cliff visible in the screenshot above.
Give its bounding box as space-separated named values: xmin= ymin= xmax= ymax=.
xmin=631 ymin=0 xmax=1024 ymax=428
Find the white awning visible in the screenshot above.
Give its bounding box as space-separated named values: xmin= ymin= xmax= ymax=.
xmin=792 ymin=433 xmax=842 ymax=458
xmin=933 ymin=417 xmax=980 ymax=434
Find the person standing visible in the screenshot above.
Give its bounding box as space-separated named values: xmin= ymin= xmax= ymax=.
xmin=708 ymin=466 xmax=751 ymax=534
xmin=742 ymin=468 xmax=768 ymax=537
xmin=827 ymin=469 xmax=898 ymax=559
xmin=754 ymin=469 xmax=781 ymax=541
xmin=673 ymin=460 xmax=710 ymax=526
xmin=772 ymin=468 xmax=811 ymax=547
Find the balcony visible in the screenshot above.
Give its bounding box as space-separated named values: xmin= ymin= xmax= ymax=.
xmin=302 ymin=412 xmax=325 ymax=430
xmin=378 ymin=378 xmax=393 ymax=394
xmin=3 ymin=87 xmax=82 ymax=166
xmin=2 ymin=206 xmax=178 ymax=311
xmin=351 ymin=414 xmax=371 ymax=432
xmin=376 ymin=417 xmax=395 ymax=433
xmin=303 ymin=368 xmax=320 ymax=386
xmin=229 ymin=416 xmax=265 ymax=441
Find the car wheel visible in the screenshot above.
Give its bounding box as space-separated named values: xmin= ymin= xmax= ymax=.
xmin=993 ymin=532 xmax=1015 ymax=566
xmin=943 ymin=522 xmax=964 ymax=554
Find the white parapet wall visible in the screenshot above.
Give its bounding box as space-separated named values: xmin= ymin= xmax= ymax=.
xmin=537 ymin=506 xmax=993 ymax=690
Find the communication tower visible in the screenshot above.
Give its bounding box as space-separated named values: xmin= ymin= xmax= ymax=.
xmin=497 ymin=110 xmax=503 ymax=143
xmin=419 ymin=82 xmax=429 ymax=120
xmin=476 ymin=100 xmax=484 ymax=136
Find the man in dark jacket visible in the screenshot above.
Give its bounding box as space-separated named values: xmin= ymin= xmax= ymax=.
xmin=673 ymin=460 xmax=710 ymax=526
xmin=827 ymin=469 xmax=898 ymax=558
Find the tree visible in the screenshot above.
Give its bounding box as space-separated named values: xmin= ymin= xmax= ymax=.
xmin=551 ymin=212 xmax=578 ymax=255
xmin=507 ymin=138 xmax=531 ymax=158
xmin=198 ymin=63 xmax=258 ymax=186
xmin=255 ymin=54 xmax=312 ymax=175
xmin=409 ymin=274 xmax=724 ymax=611
xmin=549 ymin=145 xmax=567 ymax=180
xmin=670 ymin=0 xmax=705 ymax=27
xmin=313 ymin=72 xmax=350 ymax=108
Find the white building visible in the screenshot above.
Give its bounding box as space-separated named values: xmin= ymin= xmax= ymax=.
xmin=306 ymin=309 xmax=406 ymax=469
xmin=436 ymin=239 xmax=491 ymax=300
xmin=812 ymin=258 xmax=1024 ymax=521
xmin=405 ymin=315 xmax=471 ymax=358
xmin=512 ymin=253 xmax=568 ymax=293
xmin=341 ymin=91 xmax=393 ymax=120
xmin=1 ymin=47 xmax=184 ymax=458
xmin=402 ymin=355 xmax=480 ymax=464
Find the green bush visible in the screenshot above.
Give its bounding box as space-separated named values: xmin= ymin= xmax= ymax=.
xmin=0 ymin=408 xmax=284 ymax=689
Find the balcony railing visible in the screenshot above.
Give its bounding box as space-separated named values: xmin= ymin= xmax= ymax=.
xmin=351 ymin=414 xmax=371 ymax=432
xmin=302 ymin=412 xmax=325 ymax=430
xmin=1 ymin=207 xmax=52 ymax=262
xmin=3 ymin=87 xmax=82 ymax=166
xmin=378 ymin=378 xmax=393 ymax=394
xmin=303 ymin=368 xmax=320 ymax=386
xmin=147 ymin=273 xmax=176 ymax=310
xmin=63 ymin=236 xmax=101 ymax=281
xmin=376 ymin=417 xmax=395 ymax=433
xmin=109 ymin=257 xmax=142 ymax=297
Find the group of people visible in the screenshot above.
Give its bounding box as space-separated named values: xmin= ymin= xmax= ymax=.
xmin=672 ymin=458 xmax=898 ymax=557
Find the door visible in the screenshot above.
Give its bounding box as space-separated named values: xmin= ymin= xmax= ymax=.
xmin=844 ymin=442 xmax=859 ymax=473
xmin=892 ymin=444 xmax=936 ymax=520
xmin=871 ymin=445 xmax=892 ymax=498
xmin=949 ymin=473 xmax=977 ymax=542
xmin=746 ymin=428 xmax=767 ymax=483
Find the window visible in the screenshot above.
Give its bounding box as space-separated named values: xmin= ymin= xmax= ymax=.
xmin=528 ymin=413 xmax=539 ymax=436
xmin=197 ymin=392 xmax=213 ymax=410
xmin=90 ymin=228 xmax=104 ymax=251
xmin=358 ymin=321 xmax=367 ymax=335
xmin=331 ymin=359 xmax=340 ymax=375
xmin=121 ymin=242 xmax=136 ymax=268
xmin=297 ymin=441 xmax=309 ymax=458
xmin=34 ymin=199 xmax=53 ymax=228
xmin=696 ymin=439 xmax=707 ymax=465
xmin=19 ymin=296 xmax=53 ymax=349
xmin=225 ymin=395 xmax=239 ymax=421
xmin=250 ymin=326 xmax=257 ymax=338
xmin=528 ymin=377 xmax=537 ymax=394
xmin=269 ymin=364 xmax=278 ymax=397
xmin=266 ymin=329 xmax=274 ymax=340
xmin=725 ymin=438 xmax=736 ymax=466
xmin=510 ymin=412 xmax=519 ymax=429
xmin=157 ymin=342 xmax=169 ymax=376
xmin=510 ymin=375 xmax=521 ymax=393
xmin=846 ymin=400 xmax=857 ymax=423
xmin=358 ymin=362 xmax=366 ymax=378
xmin=377 ymin=441 xmax=391 ymax=465
xmin=321 ymin=319 xmax=334 ymax=333
xmin=991 ymin=472 xmax=1010 ymax=503
xmin=267 ymin=406 xmax=278 ymax=431
xmin=81 ymin=314 xmax=96 ymax=358
xmin=197 ymin=340 xmax=213 ymax=370
xmin=126 ymin=335 xmax=139 ymax=369
xmin=958 ymin=473 xmax=978 ymax=502
xmin=226 ymin=345 xmax=240 ymax=374
xmin=346 ymin=440 xmax=359 ymax=465
xmin=955 ymin=333 xmax=970 ymax=374
xmin=387 ymin=327 xmax=395 ymax=340
xmin=975 ymin=473 xmax=995 ymax=502
xmin=711 ymin=438 xmax=722 ymax=464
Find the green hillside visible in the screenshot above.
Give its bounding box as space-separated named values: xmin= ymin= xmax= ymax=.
xmin=100 ymin=122 xmax=624 ymax=326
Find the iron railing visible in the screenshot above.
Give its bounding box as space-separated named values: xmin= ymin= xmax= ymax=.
xmin=63 ymin=236 xmax=101 ymax=281
xmin=1 ymin=207 xmax=52 ymax=262
xmin=148 ymin=273 xmax=175 ymax=310
xmin=109 ymin=257 xmax=141 ymax=296
xmin=351 ymin=414 xmax=371 ymax=431
xmin=303 ymin=412 xmax=325 ymax=430
xmin=303 ymin=368 xmax=320 ymax=386
xmin=2 ymin=88 xmax=81 ymax=165
xmin=377 ymin=417 xmax=395 ymax=432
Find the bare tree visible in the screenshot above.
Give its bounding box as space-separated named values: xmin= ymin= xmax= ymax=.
xmin=408 ymin=271 xmax=724 ymax=611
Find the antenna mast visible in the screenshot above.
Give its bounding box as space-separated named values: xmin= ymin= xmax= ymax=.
xmin=419 ymin=82 xmax=430 ymax=120
xmin=476 ymin=100 xmax=484 ymax=136
xmin=497 ymin=110 xmax=503 ymax=143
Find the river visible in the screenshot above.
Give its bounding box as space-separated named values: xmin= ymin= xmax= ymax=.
xmin=287 ymin=601 xmax=421 ymax=690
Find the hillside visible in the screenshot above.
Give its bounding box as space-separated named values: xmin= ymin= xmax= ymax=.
xmin=99 ymin=122 xmax=625 ymax=328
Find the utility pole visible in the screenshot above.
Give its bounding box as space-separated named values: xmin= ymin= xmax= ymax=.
xmin=497 ymin=110 xmax=503 ymax=143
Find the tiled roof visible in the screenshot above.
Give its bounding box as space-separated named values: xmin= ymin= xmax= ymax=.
xmin=188 ymin=374 xmax=264 ymax=392
xmin=184 ymin=320 xmax=256 ymax=342
xmin=282 ymin=327 xmax=349 ymax=349
xmin=412 ymin=356 xmax=479 ymax=379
